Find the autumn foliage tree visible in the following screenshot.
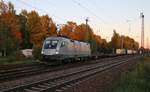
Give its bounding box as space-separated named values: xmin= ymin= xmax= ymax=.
xmin=2 ymin=8 xmax=22 ymax=45
xmin=27 ymin=11 xmax=57 ymax=47
xmin=110 ymin=30 xmax=139 ymax=50
xmin=27 ymin=11 xmax=44 ymax=47
xmin=94 ymin=35 xmax=108 ymax=53
xmin=0 ymin=2 xmax=22 ymax=56
xmin=110 ymin=30 xmax=121 ymax=49
xmin=58 ymin=21 xmax=77 ymax=38
xmin=40 ymin=15 xmax=57 ymax=37
xmin=18 ymin=10 xmax=31 ymax=49
xmin=73 ymin=24 xmax=93 ymax=41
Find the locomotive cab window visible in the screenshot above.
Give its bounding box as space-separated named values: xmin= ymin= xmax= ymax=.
xmin=44 ymin=40 xmax=58 ymax=49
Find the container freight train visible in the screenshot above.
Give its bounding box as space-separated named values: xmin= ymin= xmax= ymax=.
xmin=41 ymin=36 xmax=91 ymax=63
xmin=115 ymin=49 xmax=137 ymax=55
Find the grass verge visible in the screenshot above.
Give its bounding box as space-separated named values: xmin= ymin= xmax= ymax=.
xmin=112 ymin=56 xmax=150 ymax=92
xmin=0 ymin=56 xmax=39 ymax=65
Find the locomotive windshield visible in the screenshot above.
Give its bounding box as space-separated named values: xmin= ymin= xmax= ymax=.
xmin=44 ymin=40 xmax=58 ymax=49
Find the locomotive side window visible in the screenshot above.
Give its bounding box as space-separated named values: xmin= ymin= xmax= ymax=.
xmin=44 ymin=40 xmax=58 ymax=49
xmin=61 ymin=41 xmax=65 ymax=47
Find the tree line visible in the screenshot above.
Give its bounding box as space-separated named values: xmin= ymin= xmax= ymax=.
xmin=0 ymin=2 xmax=139 ymax=56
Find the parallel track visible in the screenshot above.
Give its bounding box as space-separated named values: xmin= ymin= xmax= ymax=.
xmin=1 ymin=55 xmax=140 ymax=92
xmin=0 ymin=63 xmax=47 ymax=82
xmin=0 ymin=55 xmax=129 ymax=82
xmin=0 ymin=63 xmax=42 ymax=70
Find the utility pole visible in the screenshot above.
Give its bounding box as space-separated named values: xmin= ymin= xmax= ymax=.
xmin=147 ymin=37 xmax=149 ymax=49
xmin=86 ymin=17 xmax=88 ymax=26
xmin=56 ymin=24 xmax=65 ymax=36
xmin=140 ymin=12 xmax=144 ymax=48
xmin=126 ymin=20 xmax=131 ymax=32
xmin=121 ymin=35 xmax=124 ymax=49
xmin=85 ymin=17 xmax=89 ymax=42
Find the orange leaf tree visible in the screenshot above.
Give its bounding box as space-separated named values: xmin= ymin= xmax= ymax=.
xmin=59 ymin=21 xmax=77 ymax=39
xmin=40 ymin=15 xmax=57 ymax=37
xmin=0 ymin=11 xmax=22 ymax=55
xmin=27 ymin=11 xmax=44 ymax=47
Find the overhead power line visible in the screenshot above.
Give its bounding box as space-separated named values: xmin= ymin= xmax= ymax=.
xmin=17 ymin=0 xmax=65 ymax=22
xmin=72 ymin=0 xmax=115 ymax=30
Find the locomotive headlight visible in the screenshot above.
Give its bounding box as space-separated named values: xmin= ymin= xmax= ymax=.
xmin=41 ymin=51 xmax=44 ymax=54
xmin=55 ymin=49 xmax=59 ymax=54
xmin=55 ymin=51 xmax=59 ymax=54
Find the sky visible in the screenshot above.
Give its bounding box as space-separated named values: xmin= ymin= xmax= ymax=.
xmin=4 ymin=0 xmax=150 ymax=48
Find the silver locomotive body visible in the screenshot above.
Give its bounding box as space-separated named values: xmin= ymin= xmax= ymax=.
xmin=41 ymin=36 xmax=91 ymax=62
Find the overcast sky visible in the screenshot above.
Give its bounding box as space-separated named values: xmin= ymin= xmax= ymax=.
xmin=5 ymin=0 xmax=150 ymax=48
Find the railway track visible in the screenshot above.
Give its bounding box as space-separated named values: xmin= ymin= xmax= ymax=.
xmin=0 ymin=63 xmax=48 ymax=81
xmin=0 ymin=55 xmax=130 ymax=82
xmin=1 ymin=55 xmax=140 ymax=92
xmin=0 ymin=62 xmax=42 ymax=70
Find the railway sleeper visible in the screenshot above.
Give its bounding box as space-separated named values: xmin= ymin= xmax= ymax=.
xmin=25 ymin=83 xmax=56 ymax=92
xmin=40 ymin=78 xmax=77 ymax=92
xmin=38 ymin=85 xmax=50 ymax=88
xmin=56 ymin=84 xmax=74 ymax=92
xmin=42 ymin=83 xmax=52 ymax=86
xmin=23 ymin=83 xmax=51 ymax=92
xmin=66 ymin=84 xmax=72 ymax=88
xmin=31 ymin=87 xmax=45 ymax=91
xmin=24 ymin=89 xmax=39 ymax=92
xmin=56 ymin=84 xmax=73 ymax=91
xmin=55 ymin=89 xmax=63 ymax=92
xmin=61 ymin=87 xmax=67 ymax=90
